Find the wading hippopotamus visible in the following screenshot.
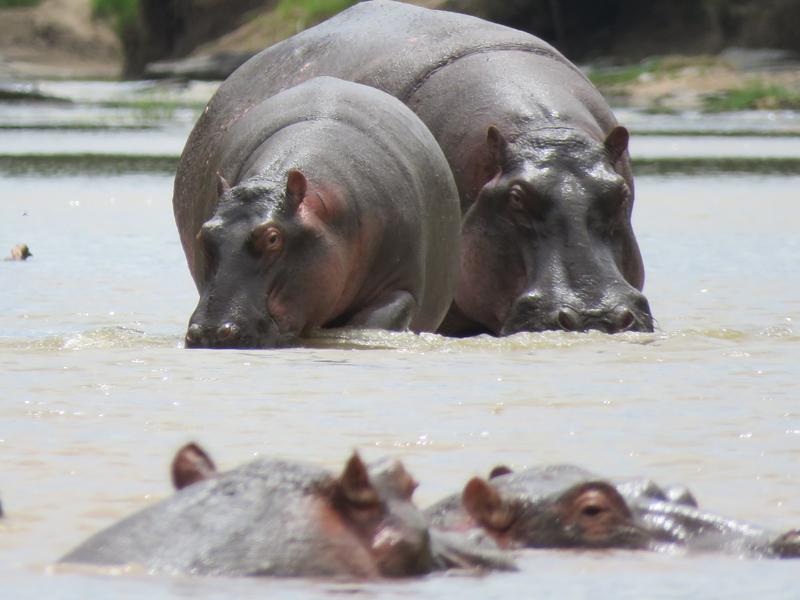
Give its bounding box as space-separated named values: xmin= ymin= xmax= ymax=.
xmin=175 ymin=0 xmax=652 ymax=337
xmin=425 ymin=464 xmax=800 ymax=558
xmin=61 ymin=444 xmax=513 ymax=577
xmin=176 ymin=76 xmax=460 ymax=348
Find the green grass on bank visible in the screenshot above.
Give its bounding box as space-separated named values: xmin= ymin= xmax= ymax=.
xmin=588 ymin=56 xmax=721 ymax=90
xmin=4 ymin=154 xmax=800 ymax=178
xmin=90 ymin=0 xmax=138 ymax=32
xmin=0 ymin=0 xmax=41 ymax=7
xmin=276 ymin=0 xmax=357 ymax=31
xmin=703 ymin=82 xmax=800 ymax=112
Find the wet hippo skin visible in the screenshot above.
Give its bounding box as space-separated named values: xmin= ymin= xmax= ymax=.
xmin=426 ymin=464 xmax=800 ymax=558
xmin=61 ymin=444 xmax=515 ymax=577
xmin=174 ymin=0 xmax=653 ymax=338
xmin=177 ymin=76 xmax=461 ymax=348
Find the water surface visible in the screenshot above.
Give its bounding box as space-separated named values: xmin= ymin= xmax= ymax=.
xmin=1 ymin=87 xmax=799 ymax=598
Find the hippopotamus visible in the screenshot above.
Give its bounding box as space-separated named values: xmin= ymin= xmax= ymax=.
xmin=61 ymin=444 xmax=514 ymax=577
xmin=175 ymin=0 xmax=653 ymax=337
xmin=6 ymin=244 xmax=32 ymax=261
xmin=425 ymin=464 xmax=800 ymax=558
xmin=176 ymin=76 xmax=460 ymax=348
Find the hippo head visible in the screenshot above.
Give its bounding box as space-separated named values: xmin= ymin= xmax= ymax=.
xmin=185 ymin=170 xmax=333 ymax=348
xmin=167 ymin=444 xmax=435 ymax=577
xmin=458 ymin=472 xmax=651 ymax=550
xmin=458 ymin=125 xmax=653 ymax=335
xmin=336 ymin=456 xmax=435 ymax=577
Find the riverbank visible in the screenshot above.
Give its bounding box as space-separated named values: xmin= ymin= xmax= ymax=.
xmin=1 ymin=1 xmax=799 ymax=113
xmin=0 ymin=0 xmax=119 ymax=79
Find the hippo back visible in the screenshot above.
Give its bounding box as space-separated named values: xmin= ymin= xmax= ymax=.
xmin=173 ymin=0 xmax=586 ymax=238
xmin=60 ymin=459 xmax=351 ymax=576
xmin=178 ymin=76 xmax=460 ymax=332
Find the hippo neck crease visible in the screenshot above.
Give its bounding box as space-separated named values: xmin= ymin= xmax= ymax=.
xmin=401 ymin=43 xmax=578 ymax=103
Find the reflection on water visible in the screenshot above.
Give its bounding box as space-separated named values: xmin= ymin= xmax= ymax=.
xmin=1 ymin=107 xmax=800 ymax=597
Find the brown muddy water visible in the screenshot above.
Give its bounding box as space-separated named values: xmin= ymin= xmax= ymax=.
xmin=1 ymin=87 xmax=800 ymax=597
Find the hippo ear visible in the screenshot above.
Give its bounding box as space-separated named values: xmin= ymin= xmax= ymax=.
xmin=171 ymin=442 xmax=218 ymax=490
xmin=604 ymin=125 xmax=630 ymax=164
xmin=285 ymin=169 xmax=307 ymax=214
xmin=462 ymin=477 xmax=513 ymax=531
xmin=486 ymin=125 xmax=509 ymax=172
xmin=339 ymin=452 xmax=380 ymax=506
xmin=217 ymin=173 xmax=232 ymax=198
xmin=488 ymin=465 xmax=513 ymax=479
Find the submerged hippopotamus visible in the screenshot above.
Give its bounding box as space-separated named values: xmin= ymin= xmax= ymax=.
xmin=61 ymin=444 xmax=513 ymax=577
xmin=176 ymin=0 xmax=652 ymax=337
xmin=176 ymin=76 xmax=460 ymax=348
xmin=425 ymin=465 xmax=800 ymax=558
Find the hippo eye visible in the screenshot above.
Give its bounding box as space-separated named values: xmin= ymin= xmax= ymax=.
xmin=507 ymin=185 xmax=546 ymax=224
xmin=250 ymin=225 xmax=283 ymax=256
xmin=581 ymin=503 xmax=606 ymax=518
xmin=509 ymin=187 xmax=526 ymax=212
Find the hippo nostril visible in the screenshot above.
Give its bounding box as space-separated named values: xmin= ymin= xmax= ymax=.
xmin=617 ymin=309 xmax=636 ymax=332
xmin=185 ymin=324 xmax=203 ymax=347
xmin=557 ymin=307 xmax=580 ymax=331
xmin=217 ymin=322 xmax=240 ymax=341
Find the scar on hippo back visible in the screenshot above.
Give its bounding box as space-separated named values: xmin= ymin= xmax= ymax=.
xmin=171 ymin=442 xmax=218 ymax=490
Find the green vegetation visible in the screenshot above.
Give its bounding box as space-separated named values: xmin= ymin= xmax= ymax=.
xmin=0 ymin=153 xmax=178 ymax=176
xmin=90 ymin=0 xmax=138 ymax=32
xmin=632 ymin=157 xmax=800 ymax=177
xmin=0 ymin=0 xmax=41 ymax=7
xmin=703 ymin=82 xmax=800 ymax=112
xmin=632 ymin=129 xmax=800 ymax=138
xmin=276 ymin=0 xmax=356 ymax=31
xmin=588 ymin=56 xmax=721 ymax=91
xmin=0 ymin=88 xmax=70 ymax=103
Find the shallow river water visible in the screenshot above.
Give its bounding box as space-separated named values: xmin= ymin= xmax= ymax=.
xmin=1 ymin=83 xmax=799 ymax=598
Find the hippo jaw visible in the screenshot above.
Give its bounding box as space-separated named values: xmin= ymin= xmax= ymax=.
xmin=457 ymin=126 xmax=653 ymax=336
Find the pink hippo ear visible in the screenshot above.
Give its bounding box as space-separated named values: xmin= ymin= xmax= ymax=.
xmin=486 ymin=125 xmax=510 ymax=173
xmin=171 ymin=442 xmax=218 ymax=490
xmin=604 ymin=125 xmax=630 ymax=164
xmin=339 ymin=452 xmax=380 ymax=506
xmin=462 ymin=477 xmax=513 ymax=531
xmin=285 ymin=169 xmax=308 ymax=213
xmin=217 ymin=173 xmax=232 ymax=198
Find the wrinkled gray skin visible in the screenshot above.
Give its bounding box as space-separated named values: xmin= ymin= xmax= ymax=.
xmin=425 ymin=465 xmax=800 ymax=558
xmin=61 ymin=446 xmax=513 ymax=577
xmin=174 ymin=0 xmax=652 ymax=337
xmin=179 ymin=76 xmax=460 ymax=348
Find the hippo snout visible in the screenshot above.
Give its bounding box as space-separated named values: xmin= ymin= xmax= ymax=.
xmin=184 ymin=317 xmax=279 ymax=349
xmin=501 ymin=290 xmax=653 ymax=335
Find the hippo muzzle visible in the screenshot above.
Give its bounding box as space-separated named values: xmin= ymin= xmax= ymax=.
xmin=501 ymin=286 xmax=654 ymax=336
xmin=184 ymin=298 xmax=283 ymax=349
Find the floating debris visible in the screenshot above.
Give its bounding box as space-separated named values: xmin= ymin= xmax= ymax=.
xmin=7 ymin=244 xmax=32 ymax=261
